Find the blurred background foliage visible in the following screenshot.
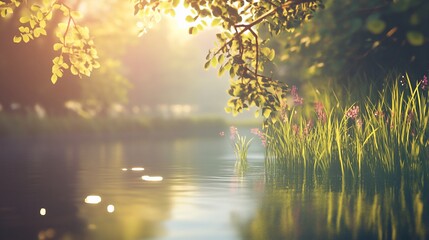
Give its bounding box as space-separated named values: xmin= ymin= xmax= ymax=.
xmin=267 ymin=0 xmax=429 ymax=88
xmin=0 ymin=0 xmax=135 ymax=115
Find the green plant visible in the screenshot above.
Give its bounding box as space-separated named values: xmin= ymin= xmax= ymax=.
xmin=264 ymin=74 xmax=429 ymax=179
xmin=227 ymin=126 xmax=253 ymax=163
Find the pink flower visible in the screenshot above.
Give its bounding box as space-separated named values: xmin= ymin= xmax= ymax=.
xmin=346 ymin=105 xmax=360 ymax=120
xmin=291 ymin=85 xmax=304 ymax=106
xmin=229 ymin=126 xmax=238 ymax=140
xmin=251 ymin=128 xmax=267 ymax=147
xmin=420 ymin=75 xmax=428 ymax=90
xmin=219 ymin=131 xmax=225 ymax=137
xmin=314 ymin=101 xmax=327 ymax=123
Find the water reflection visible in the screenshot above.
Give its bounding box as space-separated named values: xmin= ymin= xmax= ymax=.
xmin=234 ymin=172 xmax=429 ymax=240
xmin=73 ymin=140 xmax=172 ymax=240
xmin=1 ymin=137 xmax=428 ymax=240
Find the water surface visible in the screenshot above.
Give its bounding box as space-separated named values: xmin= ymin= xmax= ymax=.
xmin=0 ymin=137 xmax=428 ymax=240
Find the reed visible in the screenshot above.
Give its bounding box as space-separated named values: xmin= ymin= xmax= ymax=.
xmin=228 ymin=126 xmax=253 ymax=162
xmin=264 ymin=74 xmax=429 ymax=179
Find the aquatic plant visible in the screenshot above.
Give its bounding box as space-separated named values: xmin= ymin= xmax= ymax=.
xmin=264 ymin=74 xmax=429 ymax=179
xmin=227 ymin=126 xmax=253 ymax=163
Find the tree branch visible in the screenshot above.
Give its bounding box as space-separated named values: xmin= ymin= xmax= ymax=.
xmin=214 ymin=0 xmax=316 ymax=56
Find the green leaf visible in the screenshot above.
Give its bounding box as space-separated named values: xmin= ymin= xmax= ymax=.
xmin=233 ymin=86 xmax=241 ymax=96
xmin=185 ymin=15 xmax=194 ymax=22
xmin=254 ymin=109 xmax=260 ymax=118
xmin=218 ymin=65 xmax=226 ymax=76
xmin=210 ymin=55 xmax=218 ymax=67
xmin=261 ymin=47 xmax=271 ymax=56
xmin=366 ymin=18 xmax=386 ymax=34
xmin=263 ymin=108 xmax=272 ymax=118
xmin=406 ymin=31 xmax=424 ymax=46
xmin=268 ymin=49 xmax=275 ymax=61
xmin=211 ymin=18 xmax=221 ymax=27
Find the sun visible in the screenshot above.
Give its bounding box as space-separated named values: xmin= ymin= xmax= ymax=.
xmin=171 ymin=4 xmax=195 ymax=30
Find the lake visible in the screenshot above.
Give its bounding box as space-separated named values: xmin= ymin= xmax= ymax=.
xmin=0 ymin=136 xmax=428 ymax=240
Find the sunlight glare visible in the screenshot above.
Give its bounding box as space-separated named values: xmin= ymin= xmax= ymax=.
xmin=107 ymin=204 xmax=115 ymax=213
xmin=40 ymin=208 xmax=46 ymax=216
xmin=131 ymin=167 xmax=145 ymax=171
xmin=142 ymin=175 xmax=163 ymax=182
xmin=173 ymin=4 xmax=195 ymax=29
xmin=84 ymin=195 xmax=102 ymax=204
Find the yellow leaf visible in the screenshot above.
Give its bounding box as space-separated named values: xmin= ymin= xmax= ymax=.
xmin=51 ymin=74 xmax=58 ymax=84
xmin=13 ymin=35 xmax=22 ymax=43
xmin=39 ymin=20 xmax=46 ymax=28
xmin=36 ymin=11 xmax=43 ymax=20
xmin=46 ymin=11 xmax=52 ymax=20
xmin=39 ymin=28 xmax=47 ymax=36
xmin=33 ymin=28 xmax=41 ymax=37
xmin=254 ymin=110 xmax=260 ymax=118
xmin=53 ymin=43 xmax=63 ymax=51
xmin=52 ymin=56 xmax=60 ymax=64
xmin=210 ymin=56 xmax=218 ymax=67
xmin=31 ymin=4 xmax=41 ymax=11
xmin=70 ymin=65 xmax=79 ymax=75
xmin=70 ymin=11 xmax=82 ymax=19
xmin=54 ymin=68 xmax=63 ymax=78
xmin=22 ymin=34 xmax=30 ymax=43
xmin=268 ymin=49 xmax=276 ymax=61
xmin=29 ymin=19 xmax=36 ymax=29
xmin=92 ymin=61 xmax=100 ymax=69
xmin=12 ymin=0 xmax=20 ymax=7
xmin=211 ymin=18 xmax=221 ymax=27
xmin=19 ymin=16 xmax=30 ymax=23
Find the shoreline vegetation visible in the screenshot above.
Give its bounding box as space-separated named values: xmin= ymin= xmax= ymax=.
xmin=263 ymin=74 xmax=429 ymax=180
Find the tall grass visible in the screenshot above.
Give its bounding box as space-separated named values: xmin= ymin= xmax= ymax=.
xmin=265 ymin=74 xmax=429 ymax=179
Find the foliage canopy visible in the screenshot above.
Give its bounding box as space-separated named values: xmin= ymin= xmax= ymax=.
xmin=1 ymin=0 xmax=324 ymax=120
